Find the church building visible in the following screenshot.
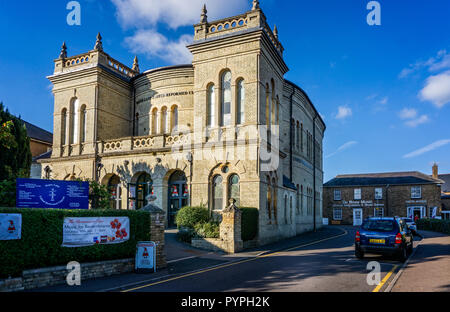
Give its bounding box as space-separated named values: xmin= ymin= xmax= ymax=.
xmin=40 ymin=1 xmax=326 ymax=245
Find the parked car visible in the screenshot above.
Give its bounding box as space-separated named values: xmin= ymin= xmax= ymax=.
xmin=397 ymin=217 xmax=417 ymax=235
xmin=355 ymin=217 xmax=414 ymax=262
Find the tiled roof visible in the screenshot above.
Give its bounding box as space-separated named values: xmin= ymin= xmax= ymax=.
xmin=438 ymin=174 xmax=450 ymax=193
xmin=21 ymin=120 xmax=53 ymax=144
xmin=324 ymin=171 xmax=443 ymax=187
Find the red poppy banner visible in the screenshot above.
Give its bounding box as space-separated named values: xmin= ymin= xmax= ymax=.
xmin=62 ymin=217 xmax=130 ymax=247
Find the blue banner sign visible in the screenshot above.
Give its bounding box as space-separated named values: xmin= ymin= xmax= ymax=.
xmin=16 ymin=178 xmax=89 ymax=209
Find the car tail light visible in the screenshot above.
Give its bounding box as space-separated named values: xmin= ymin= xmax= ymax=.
xmin=355 ymin=231 xmax=360 ymax=242
xmin=395 ymin=233 xmax=402 ymax=244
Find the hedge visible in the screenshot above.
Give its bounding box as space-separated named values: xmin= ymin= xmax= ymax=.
xmin=175 ymin=206 xmax=210 ymax=229
xmin=240 ymin=208 xmax=258 ymax=241
xmin=0 ymin=208 xmax=151 ymax=278
xmin=416 ymin=218 xmax=450 ymax=235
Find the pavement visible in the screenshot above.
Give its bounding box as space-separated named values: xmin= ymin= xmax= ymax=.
xmin=391 ymin=230 xmax=450 ymax=292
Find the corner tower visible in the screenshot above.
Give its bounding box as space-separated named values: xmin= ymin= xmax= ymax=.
xmin=48 ymin=34 xmax=138 ymax=160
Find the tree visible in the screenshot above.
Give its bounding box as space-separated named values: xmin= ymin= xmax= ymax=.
xmin=0 ymin=103 xmax=32 ymax=180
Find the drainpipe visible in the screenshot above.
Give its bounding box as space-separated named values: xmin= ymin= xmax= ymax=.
xmin=385 ymin=184 xmax=390 ymax=217
xmin=313 ymin=114 xmax=318 ymax=232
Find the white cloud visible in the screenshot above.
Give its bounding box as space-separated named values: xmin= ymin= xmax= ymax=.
xmin=398 ymin=108 xmax=429 ymax=128
xmin=125 ymin=30 xmax=193 ymax=64
xmin=404 ymin=115 xmax=430 ymax=128
xmin=398 ymin=108 xmax=417 ymax=120
xmin=110 ymin=0 xmax=248 ymax=64
xmin=403 ymin=139 xmax=450 ymax=159
xmin=399 ymin=49 xmax=450 ymax=78
xmin=419 ymin=71 xmax=450 ymax=108
xmin=378 ymin=97 xmax=388 ymax=105
xmin=335 ymin=106 xmax=352 ymax=120
xmin=111 ymin=0 xmax=247 ymax=29
xmin=326 ymin=141 xmax=358 ymax=159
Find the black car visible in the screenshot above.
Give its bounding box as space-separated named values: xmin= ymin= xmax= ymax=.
xmin=355 ymin=217 xmax=414 ymax=262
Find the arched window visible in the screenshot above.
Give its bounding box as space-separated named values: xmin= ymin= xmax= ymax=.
xmin=161 ymin=107 xmax=168 ymax=134
xmin=61 ymin=108 xmax=67 ymax=146
xmin=271 ymin=80 xmax=275 ymax=125
xmin=267 ymin=177 xmax=272 ymax=223
xmin=136 ymin=173 xmax=152 ymax=210
xmin=272 ymin=178 xmax=278 ymax=223
xmin=221 ymin=71 xmax=232 ymax=126
xmin=228 ymin=174 xmax=240 ymax=207
xmin=70 ymin=98 xmax=80 ymax=144
xmin=296 ymin=121 xmax=300 ymax=150
xmin=151 ymin=108 xmax=158 ymax=135
xmin=212 ymin=175 xmax=223 ymax=210
xmin=284 ymin=194 xmax=288 ymax=224
xmin=265 ymin=84 xmax=271 ymax=126
xmin=236 ymin=79 xmax=245 ymax=125
xmin=300 ymin=123 xmax=304 ymax=152
xmin=207 ymin=84 xmax=215 ymax=127
xmin=80 ymin=105 xmax=87 ymax=143
xmin=171 ymin=106 xmax=178 ymax=132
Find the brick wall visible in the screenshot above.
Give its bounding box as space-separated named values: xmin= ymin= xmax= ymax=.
xmin=324 ymin=184 xmax=442 ymax=225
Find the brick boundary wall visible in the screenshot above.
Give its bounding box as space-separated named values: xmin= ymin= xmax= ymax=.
xmin=0 ymin=258 xmax=134 ymax=292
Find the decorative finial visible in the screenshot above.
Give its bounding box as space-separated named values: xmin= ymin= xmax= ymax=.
xmin=273 ymin=25 xmax=278 ymax=39
xmin=200 ymin=4 xmax=208 ymax=23
xmin=59 ymin=41 xmax=67 ymax=59
xmin=252 ymin=0 xmax=260 ymax=10
xmin=132 ymin=55 xmax=140 ymax=73
xmin=94 ymin=32 xmax=103 ymax=51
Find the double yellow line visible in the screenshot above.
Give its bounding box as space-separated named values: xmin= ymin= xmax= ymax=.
xmin=372 ymin=265 xmax=398 ymax=292
xmin=121 ymin=229 xmax=348 ymax=292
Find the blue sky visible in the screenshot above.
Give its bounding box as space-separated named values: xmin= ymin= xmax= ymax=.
xmin=0 ymin=0 xmax=449 ymax=182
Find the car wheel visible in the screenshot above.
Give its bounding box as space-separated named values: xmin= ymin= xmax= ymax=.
xmin=399 ymin=246 xmax=408 ymax=263
xmin=355 ymin=248 xmax=364 ymax=259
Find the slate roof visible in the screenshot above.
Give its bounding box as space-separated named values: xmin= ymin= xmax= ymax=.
xmin=438 ymin=174 xmax=450 ymax=193
xmin=283 ymin=175 xmax=298 ymax=191
xmin=324 ymin=171 xmax=443 ymax=187
xmin=21 ymin=120 xmax=53 ymax=144
xmin=32 ymin=150 xmax=52 ymax=163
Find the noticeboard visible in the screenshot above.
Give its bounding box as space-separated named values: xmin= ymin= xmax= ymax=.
xmin=135 ymin=241 xmax=156 ymax=273
xmin=16 ymin=178 xmax=89 ymax=209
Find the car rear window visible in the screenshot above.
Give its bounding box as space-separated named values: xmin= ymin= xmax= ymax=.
xmin=362 ymin=220 xmax=396 ymax=232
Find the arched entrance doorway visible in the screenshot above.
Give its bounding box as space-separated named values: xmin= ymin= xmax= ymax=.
xmin=168 ymin=171 xmax=189 ymax=228
xmin=128 ymin=172 xmax=153 ymax=210
xmin=105 ymin=175 xmax=121 ymax=210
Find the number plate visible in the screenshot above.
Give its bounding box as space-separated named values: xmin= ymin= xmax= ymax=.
xmin=370 ymin=239 xmax=385 ymax=244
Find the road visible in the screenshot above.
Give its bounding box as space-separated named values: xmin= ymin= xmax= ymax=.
xmin=31 ymin=226 xmax=427 ymax=292
xmin=120 ymin=226 xmax=406 ymax=292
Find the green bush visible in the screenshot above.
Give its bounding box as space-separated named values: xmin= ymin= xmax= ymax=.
xmin=416 ymin=218 xmax=450 ymax=235
xmin=0 ymin=208 xmax=151 ymax=278
xmin=176 ymin=227 xmax=196 ymax=244
xmin=240 ymin=208 xmax=258 ymax=241
xmin=175 ymin=206 xmax=210 ymax=229
xmin=194 ymin=222 xmax=220 ymax=239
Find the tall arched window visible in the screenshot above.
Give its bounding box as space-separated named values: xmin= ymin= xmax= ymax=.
xmin=272 ymin=178 xmax=278 ymax=223
xmin=284 ymin=194 xmax=288 ymax=224
xmin=236 ymin=79 xmax=245 ymax=125
xmin=265 ymin=85 xmax=270 ymax=126
xmin=151 ymin=108 xmax=158 ymax=135
xmin=296 ymin=121 xmax=300 ymax=150
xmin=70 ymin=98 xmax=80 ymax=144
xmin=228 ymin=174 xmax=240 ymax=207
xmin=171 ymin=105 xmax=178 ymax=132
xmin=161 ymin=107 xmax=168 ymax=134
xmin=267 ymin=177 xmax=272 ymax=223
xmin=300 ymin=123 xmax=304 ymax=152
xmin=221 ymin=71 xmax=232 ymax=126
xmin=61 ymin=108 xmax=67 ymax=146
xmin=207 ymin=84 xmax=215 ymax=127
xmin=271 ymin=80 xmax=275 ymax=125
xmin=212 ymin=175 xmax=223 ymax=210
xmin=80 ymin=105 xmax=87 ymax=143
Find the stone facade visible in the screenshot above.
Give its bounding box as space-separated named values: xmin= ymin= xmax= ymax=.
xmin=323 ymin=173 xmax=443 ymax=225
xmin=39 ymin=3 xmax=325 ymax=246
